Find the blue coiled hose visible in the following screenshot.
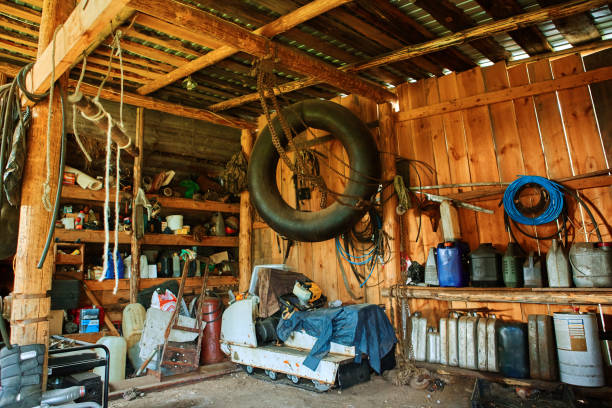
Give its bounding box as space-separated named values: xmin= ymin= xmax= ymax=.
xmin=502 ymin=176 xmax=565 ymax=225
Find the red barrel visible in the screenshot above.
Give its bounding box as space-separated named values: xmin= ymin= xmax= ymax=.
xmin=200 ymin=297 xmax=224 ymax=365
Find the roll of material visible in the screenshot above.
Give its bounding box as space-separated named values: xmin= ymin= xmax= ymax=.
xmin=166 ymin=215 xmax=183 ymax=231
xmin=65 ymin=166 xmax=102 ymax=190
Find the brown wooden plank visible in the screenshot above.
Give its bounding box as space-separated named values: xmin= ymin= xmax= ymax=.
xmin=396 ymin=65 xmax=612 ymax=121
xmin=473 ymin=0 xmax=552 ymax=55
xmin=128 ymin=0 xmax=395 ymax=103
xmin=527 ymin=60 xmax=573 ymax=179
xmin=436 ymin=73 xmax=479 ymax=249
xmin=455 ymin=67 xmax=504 ymax=246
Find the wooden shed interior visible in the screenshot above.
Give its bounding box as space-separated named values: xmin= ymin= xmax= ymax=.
xmin=0 ymin=0 xmax=611 ymax=403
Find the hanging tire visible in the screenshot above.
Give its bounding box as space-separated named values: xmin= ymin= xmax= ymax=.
xmin=247 ymin=99 xmax=381 ymax=242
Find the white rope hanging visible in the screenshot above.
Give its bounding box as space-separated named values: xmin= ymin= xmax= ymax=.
xmin=70 ymin=55 xmax=92 ymax=162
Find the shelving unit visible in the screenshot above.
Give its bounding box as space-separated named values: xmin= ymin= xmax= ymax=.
xmin=385 ymin=286 xmax=612 ymax=305
xmin=56 ymin=182 xmax=242 ymax=324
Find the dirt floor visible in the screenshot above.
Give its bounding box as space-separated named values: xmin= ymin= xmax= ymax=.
xmin=109 ymin=370 xmax=475 ymax=408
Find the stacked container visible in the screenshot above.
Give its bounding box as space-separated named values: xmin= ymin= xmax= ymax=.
xmin=523 ymin=252 xmax=544 ymax=288
xmin=528 ymin=314 xmax=557 ymax=380
xmin=502 ymin=243 xmax=524 ymax=288
xmin=426 ymin=327 xmax=441 ymax=363
xmin=458 ymin=312 xmax=479 ymax=369
xmin=439 ymin=312 xmax=459 ymax=366
xmin=437 ymin=241 xmax=470 ymax=287
xmin=410 ymin=312 xmax=428 ymax=362
xmin=553 ymin=312 xmax=605 ymax=387
xmin=569 ymin=242 xmax=612 ymax=287
xmin=470 ymin=244 xmax=502 ymax=287
xmin=477 ymin=314 xmax=499 ymax=372
xmin=424 ymin=247 xmax=439 ymax=286
xmin=547 ymin=239 xmax=571 ymax=288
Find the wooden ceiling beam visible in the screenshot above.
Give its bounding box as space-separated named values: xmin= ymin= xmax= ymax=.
xmin=413 ymin=0 xmax=510 ymax=62
xmin=135 ymin=0 xmax=353 ymax=96
xmin=208 ymin=0 xmax=608 ymax=112
xmin=538 ymin=0 xmax=601 ymax=46
xmin=74 ymin=82 xmax=255 ymax=129
xmin=474 ymin=0 xmax=552 ymax=55
xmin=0 ymin=2 xmax=41 ymax=24
xmin=128 ymin=0 xmax=396 ymax=103
xmin=23 ymin=0 xmax=134 ymax=104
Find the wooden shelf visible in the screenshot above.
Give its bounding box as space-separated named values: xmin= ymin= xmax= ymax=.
xmin=60 ymin=185 xmax=240 ymax=214
xmin=148 ymin=195 xmax=240 ymax=214
xmin=54 ymin=230 xmax=238 ymax=247
xmin=142 ymin=233 xmax=238 ymax=247
xmin=55 ymin=229 xmax=131 ymax=244
xmin=384 ymin=286 xmax=612 ymax=305
xmin=60 ymin=184 xmax=130 ymax=204
xmin=84 ymin=276 xmax=238 ymax=291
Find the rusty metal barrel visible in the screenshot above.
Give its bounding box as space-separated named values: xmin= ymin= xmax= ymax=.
xmin=200 ymin=297 xmax=224 ymax=365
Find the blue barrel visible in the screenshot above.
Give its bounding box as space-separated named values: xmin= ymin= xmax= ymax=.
xmin=436 ymin=241 xmax=470 ymax=287
xmin=497 ymin=322 xmax=529 ymax=379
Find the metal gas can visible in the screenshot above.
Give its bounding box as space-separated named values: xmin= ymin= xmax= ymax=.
xmin=528 ymin=314 xmax=557 ymax=380
xmin=547 ymin=239 xmax=571 ymax=288
xmin=502 ymin=243 xmax=524 ymax=288
xmin=424 ymin=247 xmax=439 ymax=286
xmin=442 ymin=312 xmax=460 ymax=367
xmin=459 ymin=313 xmax=479 ymax=369
xmin=427 ymin=327 xmax=440 ymax=363
xmin=570 ymin=242 xmax=612 ymax=288
xmin=523 ymin=252 xmax=543 ymax=288
xmin=477 ymin=315 xmax=499 ymax=372
xmin=410 ymin=312 xmax=428 ymax=362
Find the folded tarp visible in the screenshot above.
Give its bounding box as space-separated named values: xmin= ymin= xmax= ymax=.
xmin=277 ymin=303 xmax=397 ymax=373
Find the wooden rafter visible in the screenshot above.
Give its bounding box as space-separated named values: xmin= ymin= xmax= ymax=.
xmin=23 ymin=0 xmax=134 ymax=102
xmin=474 ymin=0 xmax=552 ymax=56
xmin=136 ymin=0 xmax=353 ymax=95
xmin=127 ymin=0 xmax=396 ymax=103
xmin=209 ymin=0 xmax=609 ymax=112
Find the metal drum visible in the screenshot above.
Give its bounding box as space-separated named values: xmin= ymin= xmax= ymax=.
xmin=553 ymin=312 xmax=604 ymax=387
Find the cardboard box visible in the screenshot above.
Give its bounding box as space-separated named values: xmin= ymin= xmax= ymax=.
xmin=49 ymin=310 xmax=64 ymax=335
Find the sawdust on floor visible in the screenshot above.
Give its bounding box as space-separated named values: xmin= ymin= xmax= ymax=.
xmin=109 ymin=370 xmax=474 ymax=408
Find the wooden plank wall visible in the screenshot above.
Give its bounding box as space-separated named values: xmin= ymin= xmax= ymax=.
xmin=252 ymin=95 xmax=386 ymax=306
xmin=394 ymin=53 xmax=611 ymax=326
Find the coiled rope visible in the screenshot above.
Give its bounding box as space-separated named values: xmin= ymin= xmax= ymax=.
xmin=502 ymin=176 xmax=565 ymax=226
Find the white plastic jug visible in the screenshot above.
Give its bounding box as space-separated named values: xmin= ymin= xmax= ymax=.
xmin=94 ymin=336 xmax=127 ymax=383
xmin=410 ymin=312 xmax=428 ymax=362
xmin=122 ymin=303 xmax=146 ymax=349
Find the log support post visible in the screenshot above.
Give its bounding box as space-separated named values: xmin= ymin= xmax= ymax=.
xmin=10 ymin=0 xmax=75 ymax=389
xmin=378 ymin=103 xmax=400 ymax=324
xmin=130 ymin=107 xmax=144 ymax=303
xmin=239 ymin=128 xmax=253 ymax=293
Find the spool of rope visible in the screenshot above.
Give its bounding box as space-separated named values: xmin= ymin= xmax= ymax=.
xmin=502 ymin=176 xmax=564 ymax=226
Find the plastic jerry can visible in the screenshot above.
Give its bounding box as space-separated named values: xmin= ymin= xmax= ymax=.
xmin=528 ymin=315 xmax=557 ymax=381
xmin=410 ymin=312 xmax=428 ymax=361
xmin=570 ymin=242 xmax=612 ymax=288
xmin=436 ymin=241 xmax=470 ymax=287
xmin=94 ymin=336 xmax=127 ymax=383
xmin=497 ymin=322 xmax=529 ymax=379
xmin=547 ymin=239 xmax=571 ymax=288
xmin=424 ymin=247 xmax=439 ymax=286
xmin=470 ymin=243 xmax=502 ymax=287
xmin=440 ymin=312 xmax=459 ymax=366
xmin=502 ymin=243 xmax=524 ymax=288
xmin=523 ymin=252 xmax=543 ymax=288
xmin=426 ymin=327 xmax=440 ymax=363
xmin=477 ymin=315 xmax=499 ymax=372
xmin=459 ymin=313 xmax=479 ymax=369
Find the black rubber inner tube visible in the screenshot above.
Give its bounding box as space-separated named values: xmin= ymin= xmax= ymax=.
xmin=248 ymin=99 xmax=381 ymax=242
